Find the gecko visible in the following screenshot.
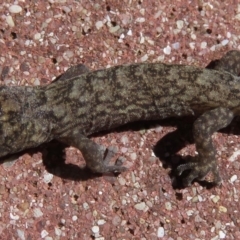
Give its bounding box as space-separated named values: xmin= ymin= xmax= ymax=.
xmin=1 ymin=50 xmax=240 ymax=187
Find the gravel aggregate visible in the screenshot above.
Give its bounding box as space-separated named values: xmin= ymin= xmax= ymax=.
xmin=0 ymin=0 xmax=240 ymax=239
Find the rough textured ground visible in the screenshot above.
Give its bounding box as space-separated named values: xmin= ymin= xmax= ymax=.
xmin=0 ymin=1 xmax=240 ymax=239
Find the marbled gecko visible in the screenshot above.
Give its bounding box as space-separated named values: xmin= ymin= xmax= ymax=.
xmin=1 ymin=50 xmax=240 ymax=186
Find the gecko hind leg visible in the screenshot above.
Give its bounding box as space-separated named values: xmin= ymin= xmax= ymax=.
xmin=206 ymin=50 xmax=240 ymax=76
xmin=176 ymin=107 xmax=234 ymax=187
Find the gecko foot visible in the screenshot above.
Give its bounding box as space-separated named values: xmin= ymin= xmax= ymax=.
xmin=176 ymin=157 xmax=221 ymax=187
xmin=95 ymin=145 xmax=127 ymax=173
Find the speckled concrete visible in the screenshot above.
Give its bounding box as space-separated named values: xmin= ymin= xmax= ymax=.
xmin=0 ymin=1 xmax=240 ymax=239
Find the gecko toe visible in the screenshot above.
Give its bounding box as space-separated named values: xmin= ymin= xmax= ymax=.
xmin=103 ymin=146 xmax=118 ymax=165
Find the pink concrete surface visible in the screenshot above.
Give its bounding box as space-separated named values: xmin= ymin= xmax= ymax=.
xmin=0 ymin=1 xmax=240 ymax=239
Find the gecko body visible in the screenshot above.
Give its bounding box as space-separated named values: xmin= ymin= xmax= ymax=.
xmin=1 ymin=50 xmax=240 ymax=186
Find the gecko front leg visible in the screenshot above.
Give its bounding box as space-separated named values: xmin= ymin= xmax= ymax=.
xmin=58 ymin=131 xmax=127 ymax=173
xmin=177 ymin=107 xmax=234 ymax=186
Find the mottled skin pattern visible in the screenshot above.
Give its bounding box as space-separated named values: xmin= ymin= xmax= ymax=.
xmin=1 ymin=50 xmax=240 ymax=186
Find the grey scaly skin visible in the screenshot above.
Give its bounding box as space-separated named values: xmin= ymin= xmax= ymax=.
xmin=1 ymin=50 xmax=240 ymax=187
